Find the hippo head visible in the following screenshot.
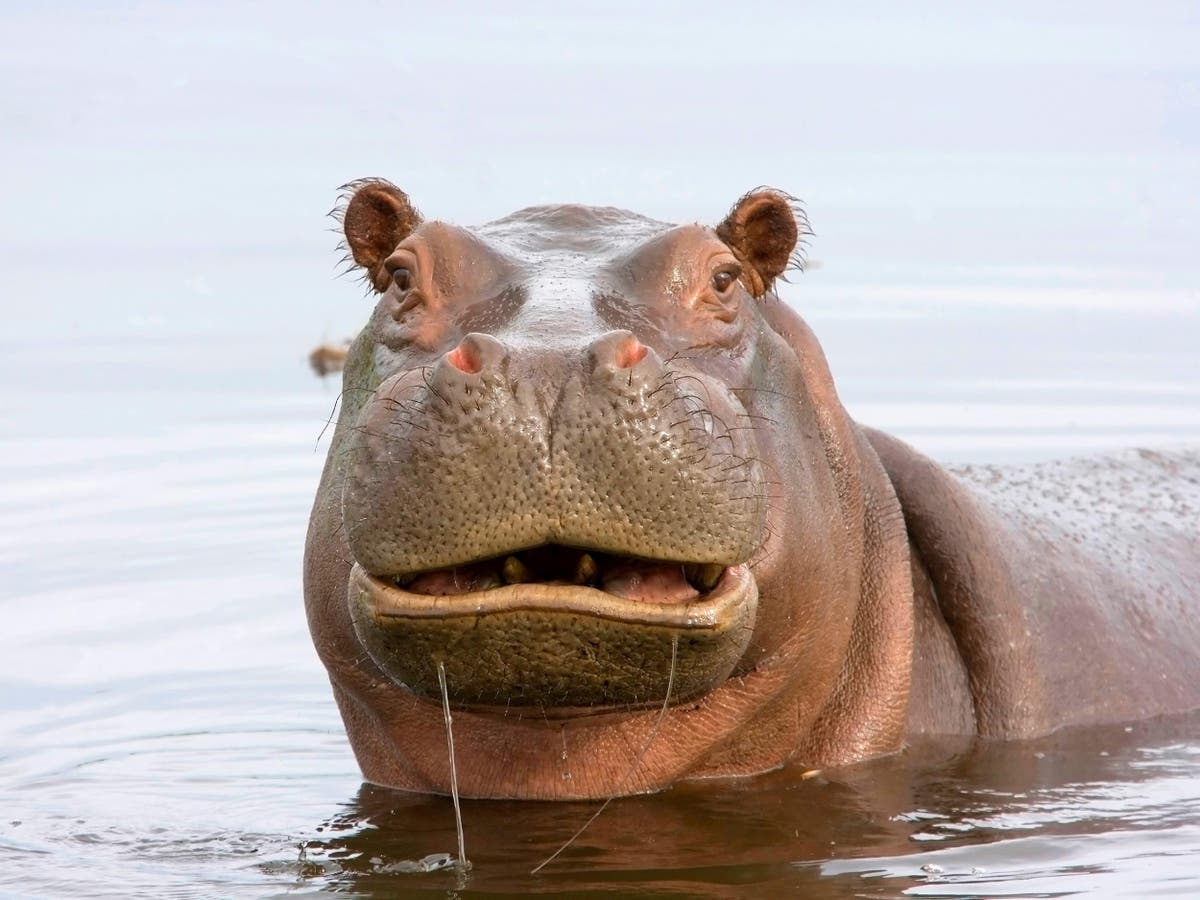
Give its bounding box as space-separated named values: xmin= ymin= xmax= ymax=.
xmin=304 ymin=181 xmax=913 ymax=799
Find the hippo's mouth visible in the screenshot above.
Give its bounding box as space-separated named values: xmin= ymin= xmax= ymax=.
xmin=347 ymin=545 xmax=758 ymax=712
xmin=393 ymin=545 xmax=727 ymax=603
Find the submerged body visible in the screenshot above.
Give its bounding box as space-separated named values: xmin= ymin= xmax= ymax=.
xmin=304 ymin=180 xmax=1200 ymax=799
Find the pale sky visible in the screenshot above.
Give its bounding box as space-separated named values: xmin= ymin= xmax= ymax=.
xmin=2 ymin=1 xmax=1197 ymax=336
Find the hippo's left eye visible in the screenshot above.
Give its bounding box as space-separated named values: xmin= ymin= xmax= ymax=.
xmin=392 ymin=267 xmax=413 ymax=291
xmin=711 ymin=268 xmax=739 ymax=295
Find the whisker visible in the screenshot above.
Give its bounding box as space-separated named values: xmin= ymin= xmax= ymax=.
xmin=315 ymin=393 xmax=344 ymax=448
xmin=437 ymin=661 xmax=470 ymax=873
xmin=531 ymin=635 xmax=678 ymax=875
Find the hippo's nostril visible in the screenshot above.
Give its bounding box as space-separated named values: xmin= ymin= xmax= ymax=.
xmin=614 ymin=337 xmax=648 ymax=370
xmin=447 ymin=340 xmax=483 ymax=375
xmin=444 ymin=333 xmax=507 ymax=376
xmin=588 ymin=331 xmax=653 ymax=375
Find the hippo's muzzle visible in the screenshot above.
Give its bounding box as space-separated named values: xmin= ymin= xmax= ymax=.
xmin=342 ymin=330 xmax=766 ymax=710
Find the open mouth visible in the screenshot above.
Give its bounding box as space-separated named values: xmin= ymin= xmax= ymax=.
xmin=348 ymin=545 xmax=758 ymax=711
xmin=392 ymin=544 xmax=727 ymax=605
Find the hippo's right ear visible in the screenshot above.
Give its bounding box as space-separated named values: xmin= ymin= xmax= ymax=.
xmin=337 ymin=179 xmax=423 ymax=292
xmin=716 ymin=189 xmax=808 ymax=297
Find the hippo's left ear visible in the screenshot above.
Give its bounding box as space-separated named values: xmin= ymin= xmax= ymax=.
xmin=716 ymin=189 xmax=807 ymax=297
xmin=337 ymin=179 xmax=423 ymax=292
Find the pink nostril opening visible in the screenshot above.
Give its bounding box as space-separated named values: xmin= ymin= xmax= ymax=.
xmin=615 ymin=338 xmax=648 ymax=369
xmin=447 ymin=342 xmax=482 ymax=374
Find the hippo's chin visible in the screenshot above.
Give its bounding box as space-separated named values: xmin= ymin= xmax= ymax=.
xmin=347 ymin=561 xmax=758 ymax=713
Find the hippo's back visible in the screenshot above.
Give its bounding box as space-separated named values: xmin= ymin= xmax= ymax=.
xmin=952 ymin=447 xmax=1200 ymax=600
xmin=951 ymin=447 xmax=1200 ymax=730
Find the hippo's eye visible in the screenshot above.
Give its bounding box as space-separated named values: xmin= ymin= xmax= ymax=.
xmin=711 ymin=268 xmax=739 ymax=295
xmin=392 ymin=267 xmax=412 ymax=291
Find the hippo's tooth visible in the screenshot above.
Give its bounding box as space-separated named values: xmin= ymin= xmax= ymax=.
xmin=502 ymin=556 xmax=531 ymax=584
xmin=469 ymin=571 xmax=503 ymax=592
xmin=684 ymin=563 xmax=724 ymax=592
xmin=574 ymin=553 xmax=597 ymax=584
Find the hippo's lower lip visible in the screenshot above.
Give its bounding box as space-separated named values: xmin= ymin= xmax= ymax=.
xmin=347 ymin=562 xmax=758 ymax=711
xmin=357 ymin=561 xmax=752 ymax=624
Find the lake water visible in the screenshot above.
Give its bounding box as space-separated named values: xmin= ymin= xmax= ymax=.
xmin=2 ymin=2 xmax=1199 ymax=897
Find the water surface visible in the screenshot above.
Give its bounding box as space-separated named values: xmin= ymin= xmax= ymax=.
xmin=2 ymin=298 xmax=1198 ymax=897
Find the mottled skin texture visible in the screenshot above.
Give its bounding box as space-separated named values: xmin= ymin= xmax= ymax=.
xmin=886 ymin=440 xmax=1200 ymax=738
xmin=304 ymin=180 xmax=1200 ymax=800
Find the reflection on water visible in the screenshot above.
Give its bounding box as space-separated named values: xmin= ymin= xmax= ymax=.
xmin=290 ymin=718 xmax=1200 ymax=898
xmin=1 ymin=301 xmax=1198 ymax=896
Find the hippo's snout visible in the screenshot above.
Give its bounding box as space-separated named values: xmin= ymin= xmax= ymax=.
xmin=343 ymin=330 xmax=767 ymax=580
xmin=339 ymin=329 xmax=766 ymax=708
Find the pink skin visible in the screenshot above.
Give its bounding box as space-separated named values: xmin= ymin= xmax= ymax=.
xmin=406 ymin=557 xmax=701 ymax=603
xmin=600 ymin=561 xmax=699 ymax=603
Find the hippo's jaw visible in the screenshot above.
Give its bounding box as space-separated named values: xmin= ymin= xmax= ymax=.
xmin=348 ymin=556 xmax=757 ymax=711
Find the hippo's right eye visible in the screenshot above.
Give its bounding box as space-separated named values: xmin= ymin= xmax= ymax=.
xmin=712 ymin=270 xmax=737 ymax=294
xmin=392 ymin=268 xmax=413 ymax=291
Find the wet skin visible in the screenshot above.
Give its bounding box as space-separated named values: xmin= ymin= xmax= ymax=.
xmin=304 ymin=180 xmax=1200 ymax=799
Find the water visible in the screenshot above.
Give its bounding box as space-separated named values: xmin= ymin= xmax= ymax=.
xmin=2 ymin=2 xmax=1199 ymax=897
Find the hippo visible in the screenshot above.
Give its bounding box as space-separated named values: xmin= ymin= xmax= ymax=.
xmin=304 ymin=179 xmax=1200 ymax=801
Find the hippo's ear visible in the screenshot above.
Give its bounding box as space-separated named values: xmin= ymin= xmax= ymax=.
xmin=716 ymin=189 xmax=807 ymax=297
xmin=337 ymin=179 xmax=423 ymax=292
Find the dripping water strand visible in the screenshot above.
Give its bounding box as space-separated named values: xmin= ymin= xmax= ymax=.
xmin=437 ymin=660 xmax=469 ymax=871
xmin=531 ymin=635 xmax=679 ymax=875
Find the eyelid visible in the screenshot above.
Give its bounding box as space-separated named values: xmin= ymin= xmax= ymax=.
xmin=384 ymin=247 xmax=420 ymax=273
